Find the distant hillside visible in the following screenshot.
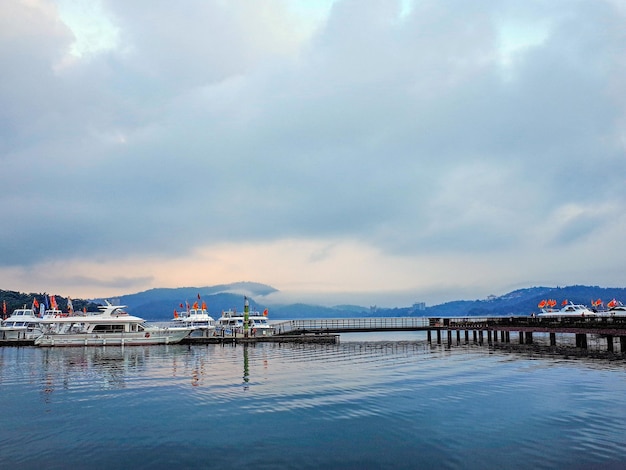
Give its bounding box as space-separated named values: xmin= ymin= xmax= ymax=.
xmin=2 ymin=283 xmax=625 ymax=320
xmin=424 ymin=285 xmax=626 ymax=317
xmin=89 ymin=282 xmax=276 ymax=320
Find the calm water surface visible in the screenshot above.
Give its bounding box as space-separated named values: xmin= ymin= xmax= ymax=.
xmin=1 ymin=331 xmax=626 ymax=469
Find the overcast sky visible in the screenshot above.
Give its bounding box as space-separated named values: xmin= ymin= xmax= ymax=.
xmin=1 ymin=0 xmax=625 ymax=307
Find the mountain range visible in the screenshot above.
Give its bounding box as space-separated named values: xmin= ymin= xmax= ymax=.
xmin=95 ymin=283 xmax=626 ymax=320
xmin=3 ymin=283 xmax=625 ymax=321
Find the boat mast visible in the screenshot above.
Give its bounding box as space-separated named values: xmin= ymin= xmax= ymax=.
xmin=244 ymin=296 xmax=250 ymax=337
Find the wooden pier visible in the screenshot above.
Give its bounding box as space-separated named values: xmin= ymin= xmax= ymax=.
xmin=272 ymin=316 xmax=626 ymax=354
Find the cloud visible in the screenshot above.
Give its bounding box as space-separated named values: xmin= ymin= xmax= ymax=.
xmin=1 ymin=0 xmax=626 ymax=304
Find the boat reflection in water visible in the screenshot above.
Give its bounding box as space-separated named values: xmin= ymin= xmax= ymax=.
xmin=37 ymin=344 xmax=207 ymax=402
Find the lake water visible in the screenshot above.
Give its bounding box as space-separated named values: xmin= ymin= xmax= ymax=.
xmin=1 ymin=331 xmax=626 ymax=469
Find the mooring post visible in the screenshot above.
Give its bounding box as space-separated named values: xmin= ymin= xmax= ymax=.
xmin=492 ymin=329 xmax=498 ymax=343
xmin=550 ymin=332 xmax=556 ymax=346
xmin=436 ymin=329 xmax=441 ymax=344
xmin=447 ymin=330 xmax=452 ymax=346
xmin=575 ymin=333 xmax=588 ymax=349
xmin=487 ymin=330 xmax=492 ymax=344
xmin=621 ymin=336 xmax=626 ymax=353
xmin=465 ymin=330 xmax=469 ymax=343
xmin=472 ymin=330 xmax=477 ymax=343
xmin=525 ymin=332 xmax=533 ymax=344
xmin=500 ymin=331 xmax=505 ymax=342
xmin=519 ymin=332 xmax=524 ymax=344
xmin=427 ymin=330 xmax=432 ymax=344
xmin=478 ymin=330 xmax=484 ymax=345
xmin=505 ymin=331 xmax=510 ymax=343
xmin=606 ymin=335 xmax=614 ymax=352
xmin=456 ymin=330 xmax=461 ymax=345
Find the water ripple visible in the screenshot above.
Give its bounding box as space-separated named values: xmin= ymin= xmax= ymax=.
xmin=1 ymin=340 xmax=626 ymax=469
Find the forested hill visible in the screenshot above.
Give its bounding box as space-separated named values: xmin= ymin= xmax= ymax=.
xmin=0 ymin=289 xmax=100 ymax=316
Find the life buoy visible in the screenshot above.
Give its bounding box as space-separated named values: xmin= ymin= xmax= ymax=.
xmin=145 ymin=332 xmax=150 ymax=338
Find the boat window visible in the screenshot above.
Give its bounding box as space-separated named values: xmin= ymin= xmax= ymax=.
xmin=92 ymin=324 xmax=126 ymax=333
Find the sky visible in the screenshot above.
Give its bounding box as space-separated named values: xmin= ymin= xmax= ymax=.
xmin=1 ymin=0 xmax=626 ymax=308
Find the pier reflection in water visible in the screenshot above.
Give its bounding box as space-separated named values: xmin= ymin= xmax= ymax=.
xmin=1 ymin=334 xmax=625 ymax=469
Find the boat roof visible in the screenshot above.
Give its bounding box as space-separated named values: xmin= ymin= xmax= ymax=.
xmin=40 ymin=301 xmax=145 ymax=323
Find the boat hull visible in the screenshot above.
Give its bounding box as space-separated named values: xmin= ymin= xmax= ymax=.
xmin=0 ymin=327 xmax=43 ymax=341
xmin=34 ymin=329 xmax=191 ymax=347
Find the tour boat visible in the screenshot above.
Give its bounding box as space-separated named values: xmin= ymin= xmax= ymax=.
xmin=35 ymin=301 xmax=193 ymax=347
xmin=0 ymin=306 xmax=44 ymax=341
xmin=538 ymin=302 xmax=596 ymax=318
xmin=216 ymin=297 xmax=273 ymax=336
xmin=172 ymin=302 xmax=216 ymax=337
xmin=602 ymin=299 xmax=626 ymax=316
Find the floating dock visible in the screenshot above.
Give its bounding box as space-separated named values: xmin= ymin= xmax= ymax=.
xmin=0 ymin=333 xmax=340 ymax=347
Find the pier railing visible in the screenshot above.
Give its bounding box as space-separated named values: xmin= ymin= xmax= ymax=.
xmin=273 ymin=317 xmax=431 ymax=335
xmin=273 ymin=315 xmax=626 ymax=335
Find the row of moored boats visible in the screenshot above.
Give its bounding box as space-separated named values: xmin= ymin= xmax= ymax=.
xmin=0 ymin=296 xmax=273 ymax=346
xmin=537 ymin=299 xmax=626 ymax=317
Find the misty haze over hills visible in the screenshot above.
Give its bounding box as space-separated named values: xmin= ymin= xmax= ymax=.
xmin=94 ymin=283 xmax=626 ymax=321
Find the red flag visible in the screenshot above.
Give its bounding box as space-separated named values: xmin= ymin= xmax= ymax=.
xmin=179 ymin=303 xmax=184 ymax=308
xmin=197 ymin=293 xmax=201 ymax=300
xmin=193 ymin=301 xmax=199 ymax=309
xmin=201 ymin=301 xmax=207 ymax=310
xmin=263 ymin=308 xmax=268 ymax=316
xmin=561 ymin=299 xmax=568 ymax=306
xmin=2 ymin=300 xmax=6 ymax=315
xmin=174 ymin=310 xmax=179 ymax=318
xmin=538 ymin=300 xmax=546 ymax=308
xmin=33 ymin=298 xmax=39 ymax=308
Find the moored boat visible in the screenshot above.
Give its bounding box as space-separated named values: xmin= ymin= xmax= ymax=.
xmin=216 ymin=297 xmax=273 ymax=336
xmin=172 ymin=299 xmax=216 ymax=337
xmin=538 ymin=301 xmax=596 ymax=318
xmin=602 ymin=299 xmax=626 ymax=316
xmin=35 ymin=301 xmax=193 ymax=347
xmin=0 ymin=306 xmax=44 ymax=341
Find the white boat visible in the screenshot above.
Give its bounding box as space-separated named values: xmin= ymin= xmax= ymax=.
xmin=172 ymin=302 xmax=216 ymax=338
xmin=538 ymin=302 xmax=596 ymax=318
xmin=35 ymin=301 xmax=193 ymax=347
xmin=216 ymin=297 xmax=273 ymax=336
xmin=0 ymin=306 xmax=44 ymax=340
xmin=603 ymin=299 xmax=626 ymax=316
